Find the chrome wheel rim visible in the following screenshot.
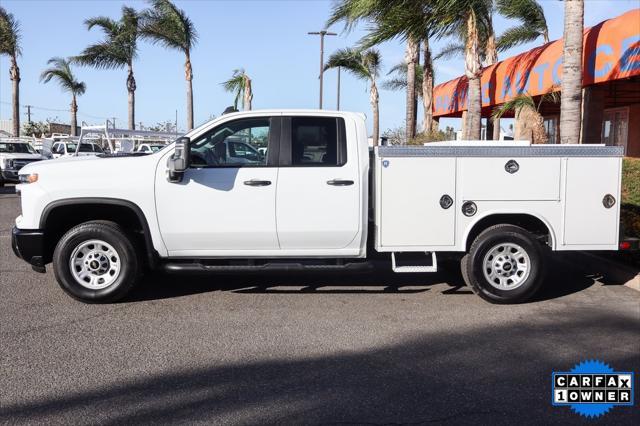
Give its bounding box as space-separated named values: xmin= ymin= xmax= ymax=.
xmin=482 ymin=242 xmax=531 ymax=290
xmin=69 ymin=240 xmax=121 ymax=290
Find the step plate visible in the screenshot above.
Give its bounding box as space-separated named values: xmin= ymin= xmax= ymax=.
xmin=391 ymin=252 xmax=438 ymax=273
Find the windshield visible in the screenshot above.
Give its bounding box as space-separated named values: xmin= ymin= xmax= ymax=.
xmin=150 ymin=145 xmax=164 ymax=152
xmin=0 ymin=143 xmax=37 ymax=154
xmin=66 ymin=143 xmax=104 ymax=153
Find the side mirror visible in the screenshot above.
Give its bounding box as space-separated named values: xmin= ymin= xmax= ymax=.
xmin=167 ymin=137 xmax=190 ymax=183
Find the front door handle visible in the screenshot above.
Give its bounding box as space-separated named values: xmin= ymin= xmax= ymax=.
xmin=244 ymin=179 xmax=272 ymax=186
xmin=327 ymin=179 xmax=354 ymax=186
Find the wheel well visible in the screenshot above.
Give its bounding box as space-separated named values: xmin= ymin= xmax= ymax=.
xmin=465 ymin=214 xmax=552 ymax=251
xmin=41 ymin=201 xmax=154 ymax=266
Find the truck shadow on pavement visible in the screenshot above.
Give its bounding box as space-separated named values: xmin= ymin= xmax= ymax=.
xmin=1 ymin=311 xmax=637 ymax=424
xmin=126 ymin=257 xmax=596 ymax=304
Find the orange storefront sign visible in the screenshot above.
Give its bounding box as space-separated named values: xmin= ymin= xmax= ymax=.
xmin=433 ymin=8 xmax=640 ymax=117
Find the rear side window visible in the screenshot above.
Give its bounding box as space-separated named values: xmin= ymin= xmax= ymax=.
xmin=291 ymin=117 xmax=346 ymax=166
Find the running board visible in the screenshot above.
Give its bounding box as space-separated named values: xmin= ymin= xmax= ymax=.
xmin=391 ymin=252 xmax=438 ymax=273
xmin=162 ymin=260 xmax=374 ymax=274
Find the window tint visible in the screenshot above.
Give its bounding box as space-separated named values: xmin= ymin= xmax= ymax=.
xmin=291 ymin=117 xmax=342 ymax=166
xmin=190 ymin=118 xmax=270 ymax=167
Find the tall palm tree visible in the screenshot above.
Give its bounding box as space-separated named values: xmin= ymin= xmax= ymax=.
xmin=140 ymin=0 xmax=198 ymax=131
xmin=40 ymin=58 xmax=86 ymax=136
xmin=0 ymin=7 xmax=21 ymax=136
xmin=74 ymin=6 xmax=140 ymax=130
xmin=560 ymin=0 xmax=584 ymax=144
xmin=222 ymin=69 xmax=253 ymax=111
xmin=325 ymin=48 xmax=382 ymax=145
xmin=327 ymin=0 xmax=432 ymax=142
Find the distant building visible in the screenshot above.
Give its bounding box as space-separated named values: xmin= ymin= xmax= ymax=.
xmin=433 ymin=9 xmax=640 ymax=156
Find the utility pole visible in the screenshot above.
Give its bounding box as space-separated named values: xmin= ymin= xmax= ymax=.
xmin=308 ymin=30 xmax=336 ymax=109
xmin=111 ymin=117 xmax=117 ymax=129
xmin=336 ymin=66 xmax=341 ymax=110
xmin=25 ymin=105 xmax=32 ymax=123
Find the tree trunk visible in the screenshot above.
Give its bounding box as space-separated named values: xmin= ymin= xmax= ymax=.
xmin=70 ymin=95 xmax=78 ymax=136
xmin=185 ymin=52 xmax=194 ymax=131
xmin=422 ymin=38 xmax=434 ymax=134
xmin=484 ymin=19 xmax=500 ymax=141
xmin=405 ymin=37 xmax=419 ymax=140
xmin=560 ymin=0 xmax=584 ymax=144
xmin=464 ymin=11 xmax=482 ymax=140
xmin=10 ymin=56 xmax=20 ymax=137
xmin=244 ymin=75 xmax=253 ymax=111
xmin=127 ymin=64 xmax=136 ymax=130
xmin=370 ymin=80 xmax=379 ymax=146
xmin=516 ymin=105 xmax=547 ymax=144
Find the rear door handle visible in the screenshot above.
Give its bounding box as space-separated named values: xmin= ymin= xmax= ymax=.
xmin=327 ymin=179 xmax=354 ymax=186
xmin=243 ymin=179 xmax=272 ymax=186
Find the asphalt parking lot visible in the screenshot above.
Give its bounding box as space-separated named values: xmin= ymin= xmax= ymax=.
xmin=1 ymin=185 xmax=639 ymax=425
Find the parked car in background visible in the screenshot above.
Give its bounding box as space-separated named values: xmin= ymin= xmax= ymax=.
xmin=0 ymin=139 xmax=44 ymax=186
xmin=50 ymin=142 xmax=104 ymax=158
xmin=136 ymin=143 xmax=166 ymax=154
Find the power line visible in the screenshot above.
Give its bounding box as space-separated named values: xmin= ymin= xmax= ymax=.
xmin=0 ymin=100 xmax=117 ymax=121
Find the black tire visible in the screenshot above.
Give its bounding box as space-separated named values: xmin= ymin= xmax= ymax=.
xmin=461 ymin=224 xmax=545 ymax=304
xmin=53 ymin=221 xmax=140 ymax=303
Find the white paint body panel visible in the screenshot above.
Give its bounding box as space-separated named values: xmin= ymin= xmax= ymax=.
xmin=375 ymin=148 xmax=622 ymax=252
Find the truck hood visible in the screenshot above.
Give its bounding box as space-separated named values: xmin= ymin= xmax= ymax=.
xmin=19 ymin=152 xmax=159 ymax=178
xmin=1 ymin=153 xmax=44 ymax=161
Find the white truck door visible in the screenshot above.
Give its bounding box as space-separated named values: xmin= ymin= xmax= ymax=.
xmin=276 ymin=116 xmax=361 ymax=250
xmin=155 ymin=116 xmax=280 ymax=255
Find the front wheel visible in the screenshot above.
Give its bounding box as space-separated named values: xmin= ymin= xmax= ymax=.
xmin=461 ymin=224 xmax=545 ymax=304
xmin=53 ymin=221 xmax=140 ymax=303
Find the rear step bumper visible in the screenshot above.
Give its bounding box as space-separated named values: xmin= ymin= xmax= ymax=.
xmin=161 ymin=261 xmax=375 ymax=274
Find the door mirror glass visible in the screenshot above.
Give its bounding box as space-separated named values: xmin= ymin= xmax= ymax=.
xmin=168 ymin=137 xmax=190 ymax=182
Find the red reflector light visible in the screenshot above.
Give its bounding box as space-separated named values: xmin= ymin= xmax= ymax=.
xmin=620 ymin=241 xmax=631 ymax=250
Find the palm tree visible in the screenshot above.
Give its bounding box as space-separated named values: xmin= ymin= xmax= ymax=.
xmin=492 ymin=91 xmax=559 ymax=144
xmin=327 ymin=0 xmax=432 ymax=142
xmin=0 ymin=7 xmax=21 ymax=136
xmin=560 ymin=0 xmax=584 ymax=144
xmin=140 ymin=0 xmax=197 ymax=131
xmin=495 ymin=0 xmax=549 ymax=51
xmin=222 ymin=69 xmax=253 ymax=111
xmin=74 ymin=6 xmax=140 ymax=130
xmin=383 ymin=63 xmax=423 ymax=95
xmin=325 ymin=48 xmax=382 ymax=145
xmin=40 ymin=57 xmax=86 ymax=136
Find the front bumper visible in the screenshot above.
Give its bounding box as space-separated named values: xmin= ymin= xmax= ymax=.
xmin=11 ymin=227 xmax=47 ymax=272
xmin=1 ymin=169 xmax=20 ymax=183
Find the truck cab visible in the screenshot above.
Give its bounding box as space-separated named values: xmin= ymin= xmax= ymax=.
xmin=11 ymin=110 xmax=625 ymax=304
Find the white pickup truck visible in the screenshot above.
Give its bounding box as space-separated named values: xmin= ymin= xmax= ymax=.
xmin=12 ymin=110 xmax=628 ymax=304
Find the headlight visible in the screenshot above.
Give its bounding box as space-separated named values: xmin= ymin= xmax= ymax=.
xmin=19 ymin=173 xmax=38 ymax=184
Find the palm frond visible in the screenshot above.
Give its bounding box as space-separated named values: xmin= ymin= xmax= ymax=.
xmin=433 ymin=42 xmax=465 ymax=61
xmin=221 ymin=68 xmax=248 ymax=109
xmin=140 ymin=0 xmax=197 ymax=53
xmin=491 ymin=94 xmax=535 ymax=120
xmin=0 ymin=6 xmax=21 ymax=56
xmin=324 ymin=47 xmax=372 ymax=81
xmin=40 ymin=56 xmax=86 ymax=96
xmin=496 ymin=25 xmax=542 ymax=52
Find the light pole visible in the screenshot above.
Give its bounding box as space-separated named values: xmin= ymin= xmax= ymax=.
xmin=308 ymin=30 xmax=336 ymax=109
xmin=336 ymin=66 xmax=341 ymax=110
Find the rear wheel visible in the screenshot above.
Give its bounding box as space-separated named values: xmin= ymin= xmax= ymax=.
xmin=53 ymin=221 xmax=140 ymax=303
xmin=462 ymin=224 xmax=545 ymax=304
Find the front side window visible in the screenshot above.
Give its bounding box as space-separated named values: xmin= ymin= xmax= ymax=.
xmin=190 ymin=118 xmax=270 ymax=167
xmin=291 ymin=117 xmax=343 ymax=166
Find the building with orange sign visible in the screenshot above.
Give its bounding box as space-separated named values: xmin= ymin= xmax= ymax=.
xmin=432 ymin=8 xmax=640 ymax=156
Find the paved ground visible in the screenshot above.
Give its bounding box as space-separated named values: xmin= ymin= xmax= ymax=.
xmin=1 ymin=185 xmax=639 ymax=425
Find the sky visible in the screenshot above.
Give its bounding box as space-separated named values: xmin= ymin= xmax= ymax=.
xmin=0 ymin=0 xmax=639 ymax=134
